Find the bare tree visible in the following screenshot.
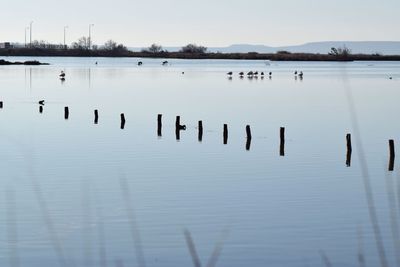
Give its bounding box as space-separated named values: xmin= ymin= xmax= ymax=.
xmin=329 ymin=46 xmax=351 ymax=58
xmin=103 ymin=40 xmax=127 ymax=52
xmin=180 ymin=44 xmax=207 ymax=54
xmin=149 ymin=43 xmax=163 ymax=53
xmin=104 ymin=40 xmax=117 ymax=50
xmin=71 ymin=37 xmax=90 ymax=50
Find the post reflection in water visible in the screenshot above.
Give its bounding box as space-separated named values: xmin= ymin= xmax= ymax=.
xmin=25 ymin=67 xmax=33 ymax=91
xmin=346 ymin=149 xmax=352 ymax=167
xmin=246 ymin=138 xmax=251 ymax=151
xmin=88 ymin=68 xmax=92 ymax=89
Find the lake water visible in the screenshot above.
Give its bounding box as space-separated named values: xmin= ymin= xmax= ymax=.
xmin=0 ymin=57 xmax=400 ymax=267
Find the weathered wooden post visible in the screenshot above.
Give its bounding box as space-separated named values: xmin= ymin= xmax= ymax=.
xmin=120 ymin=113 xmax=126 ymax=129
xmin=175 ymin=116 xmax=186 ymax=131
xmin=280 ymin=127 xmax=285 ymax=156
xmin=39 ymin=106 xmax=43 ymax=114
xmin=198 ymin=121 xmax=203 ymax=142
xmin=175 ymin=115 xmax=186 ymax=140
xmin=0 ymin=101 xmax=3 ymax=109
xmin=64 ymin=107 xmax=69 ymax=120
xmin=94 ymin=110 xmax=99 ymax=124
xmin=246 ymin=125 xmax=252 ymax=140
xmin=157 ymin=114 xmax=162 ymax=137
xmin=246 ymin=139 xmax=251 ymax=151
xmin=389 ymin=139 xmax=395 ymax=171
xmin=223 ymin=124 xmax=228 ymax=145
xmin=346 ymin=134 xmax=352 ymax=167
xmin=175 ymin=116 xmax=186 ymax=130
xmin=245 ymin=125 xmax=252 ymax=151
xmin=176 ymin=116 xmax=180 ymax=129
xmin=346 ymin=134 xmax=352 ymax=152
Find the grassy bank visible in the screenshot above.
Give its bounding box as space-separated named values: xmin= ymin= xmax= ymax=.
xmin=1 ymin=48 xmax=400 ymax=61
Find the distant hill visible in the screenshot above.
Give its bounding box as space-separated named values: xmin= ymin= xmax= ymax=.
xmin=130 ymin=41 xmax=400 ymax=55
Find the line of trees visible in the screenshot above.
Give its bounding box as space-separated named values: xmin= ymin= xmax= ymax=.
xmin=8 ymin=39 xmax=209 ymax=54
xmin=71 ymin=38 xmax=127 ymax=51
xmin=329 ymin=46 xmax=351 ymax=59
xmin=141 ymin=43 xmax=208 ymax=54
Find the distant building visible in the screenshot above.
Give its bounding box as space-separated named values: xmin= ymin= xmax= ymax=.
xmin=0 ymin=42 xmax=12 ymax=49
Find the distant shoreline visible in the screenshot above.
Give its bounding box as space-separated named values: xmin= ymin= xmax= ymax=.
xmin=0 ymin=59 xmax=49 ymax=65
xmin=1 ymin=48 xmax=400 ymax=61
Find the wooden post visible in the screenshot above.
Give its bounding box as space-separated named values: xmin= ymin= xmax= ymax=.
xmin=39 ymin=106 xmax=43 ymax=114
xmin=175 ymin=115 xmax=186 ymax=130
xmin=120 ymin=113 xmax=126 ymax=129
xmin=223 ymin=124 xmax=228 ymax=145
xmin=346 ymin=134 xmax=352 ymax=152
xmin=280 ymin=127 xmax=285 ymax=156
xmin=246 ymin=138 xmax=251 ymax=151
xmin=0 ymin=101 xmax=3 ymax=109
xmin=245 ymin=125 xmax=252 ymax=151
xmin=157 ymin=114 xmax=162 ymax=137
xmin=94 ymin=110 xmax=99 ymax=124
xmin=64 ymin=107 xmax=69 ymax=120
xmin=389 ymin=139 xmax=395 ymax=171
xmin=346 ymin=134 xmax=352 ymax=167
xmin=246 ymin=125 xmax=252 ymax=140
xmin=198 ymin=121 xmax=203 ymax=142
xmin=389 ymin=140 xmax=395 ymax=158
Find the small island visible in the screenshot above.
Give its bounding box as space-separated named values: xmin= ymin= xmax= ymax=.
xmin=0 ymin=59 xmax=49 ymax=65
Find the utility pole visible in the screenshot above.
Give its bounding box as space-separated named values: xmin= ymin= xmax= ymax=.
xmin=64 ymin=26 xmax=68 ymax=49
xmin=29 ymin=21 xmax=33 ymax=47
xmin=88 ymin=24 xmax=94 ymax=50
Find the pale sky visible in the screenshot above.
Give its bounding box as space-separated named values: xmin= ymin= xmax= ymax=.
xmin=1 ymin=0 xmax=399 ymax=47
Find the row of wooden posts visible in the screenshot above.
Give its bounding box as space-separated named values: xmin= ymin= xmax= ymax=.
xmin=74 ymin=107 xmax=398 ymax=171
xmin=0 ymin=102 xmax=396 ymax=171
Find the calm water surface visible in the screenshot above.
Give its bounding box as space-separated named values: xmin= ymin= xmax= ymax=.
xmin=0 ymin=57 xmax=400 ymax=267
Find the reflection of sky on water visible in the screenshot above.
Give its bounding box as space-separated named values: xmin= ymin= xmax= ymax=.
xmin=0 ymin=58 xmax=400 ymax=267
